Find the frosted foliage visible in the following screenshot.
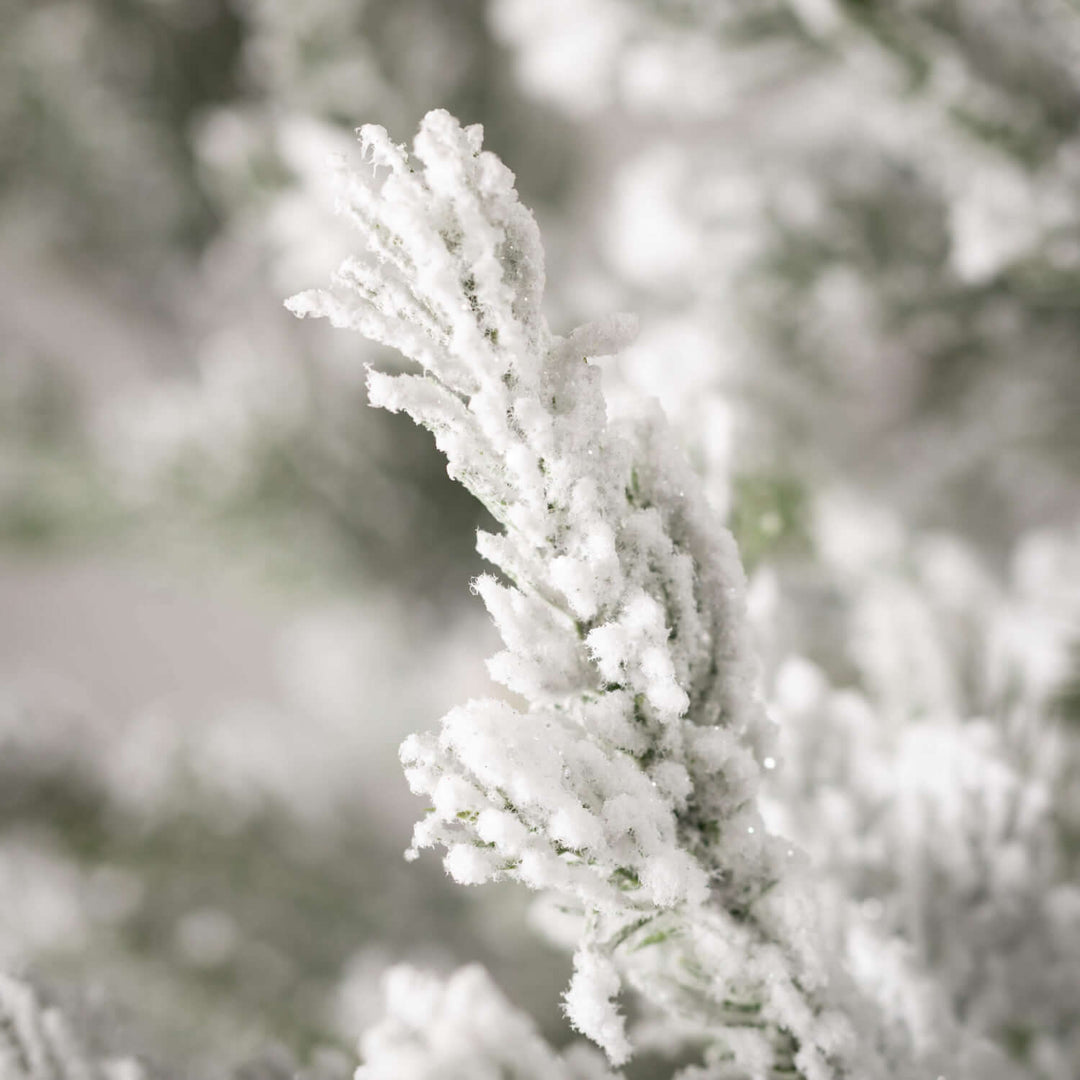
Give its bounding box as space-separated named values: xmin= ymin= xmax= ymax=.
xmin=494 ymin=0 xmax=1080 ymax=553
xmin=356 ymin=966 xmax=614 ymax=1080
xmin=289 ymin=110 xmax=917 ymax=1078
xmin=0 ymin=973 xmax=146 ymax=1080
xmin=490 ymin=0 xmax=801 ymax=118
xmin=759 ymin=520 xmax=1080 ymax=1078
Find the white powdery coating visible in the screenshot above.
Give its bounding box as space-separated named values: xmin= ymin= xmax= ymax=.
xmin=565 ymin=950 xmax=631 ymax=1066
xmin=288 ymin=109 xmax=899 ymax=1078
xmin=356 ymin=965 xmax=616 ymax=1080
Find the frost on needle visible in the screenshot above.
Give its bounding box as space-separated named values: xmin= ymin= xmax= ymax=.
xmin=288 ymin=110 xmax=910 ymax=1080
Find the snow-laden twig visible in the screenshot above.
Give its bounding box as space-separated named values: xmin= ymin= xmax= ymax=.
xmin=288 ymin=110 xmax=913 ymax=1080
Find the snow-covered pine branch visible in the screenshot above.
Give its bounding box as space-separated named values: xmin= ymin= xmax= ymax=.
xmin=287 ymin=110 xmax=913 ymax=1080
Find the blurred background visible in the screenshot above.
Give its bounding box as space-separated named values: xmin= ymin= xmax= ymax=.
xmin=1 ymin=1 xmax=1078 ymax=1077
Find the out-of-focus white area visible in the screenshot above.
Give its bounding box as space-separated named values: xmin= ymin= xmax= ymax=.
xmin=0 ymin=555 xmax=288 ymax=719
xmin=1 ymin=0 xmax=1078 ymax=1077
